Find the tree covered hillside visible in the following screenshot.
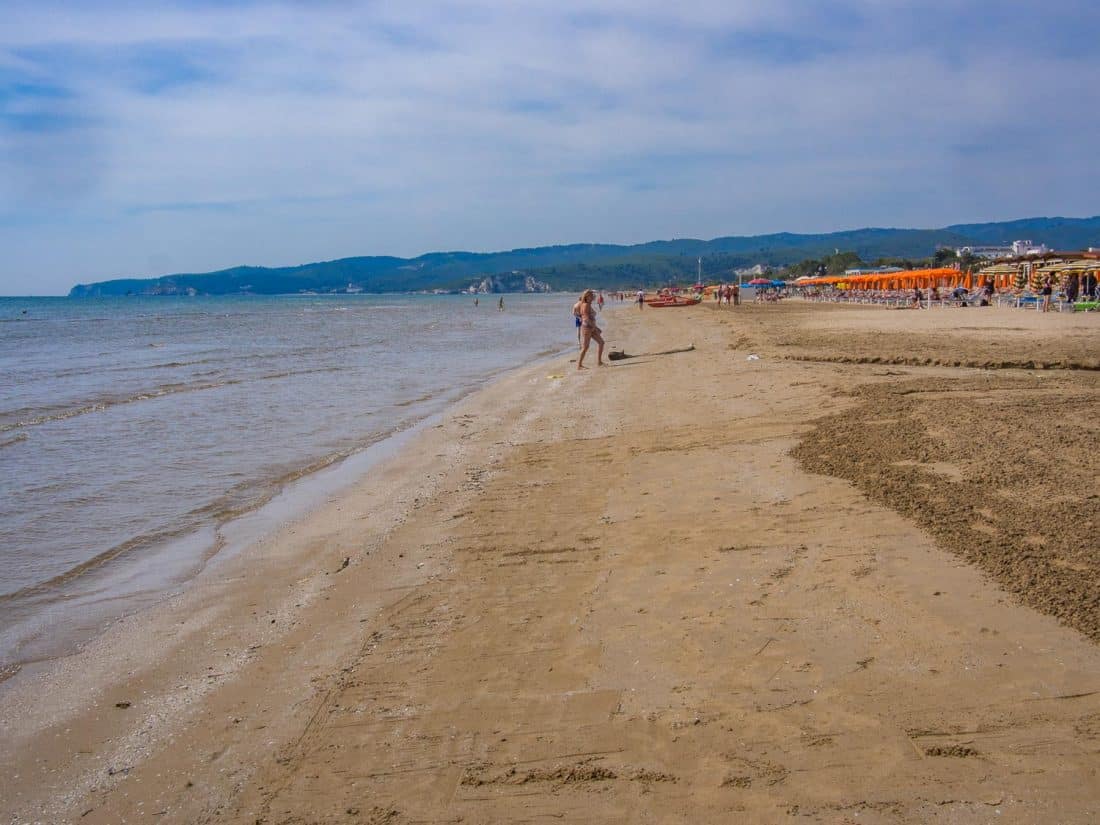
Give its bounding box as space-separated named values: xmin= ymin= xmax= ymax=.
xmin=69 ymin=216 xmax=1100 ymax=296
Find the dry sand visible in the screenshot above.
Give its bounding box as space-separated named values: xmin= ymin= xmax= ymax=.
xmin=2 ymin=300 xmax=1098 ymax=824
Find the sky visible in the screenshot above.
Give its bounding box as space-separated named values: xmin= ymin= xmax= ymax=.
xmin=2 ymin=0 xmax=1098 ymax=295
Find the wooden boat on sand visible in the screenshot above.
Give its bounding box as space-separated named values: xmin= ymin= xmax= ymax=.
xmin=644 ymin=295 xmax=702 ymax=307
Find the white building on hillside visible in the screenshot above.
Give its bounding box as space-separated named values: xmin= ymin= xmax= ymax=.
xmin=1011 ymin=239 xmax=1049 ymax=256
xmin=955 ymin=240 xmax=1049 ymax=259
xmin=734 ymin=263 xmax=770 ymax=277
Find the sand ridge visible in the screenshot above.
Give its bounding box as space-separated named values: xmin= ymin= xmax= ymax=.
xmin=1 ymin=301 xmax=1098 ymax=824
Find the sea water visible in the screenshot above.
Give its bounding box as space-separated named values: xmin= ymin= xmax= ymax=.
xmin=0 ymin=293 xmax=577 ymax=672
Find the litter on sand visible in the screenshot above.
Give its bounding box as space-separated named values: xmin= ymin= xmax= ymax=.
xmin=746 ymin=354 xmax=761 ymax=361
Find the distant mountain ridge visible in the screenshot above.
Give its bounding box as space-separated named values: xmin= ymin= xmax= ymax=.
xmin=68 ymin=215 xmax=1100 ymax=296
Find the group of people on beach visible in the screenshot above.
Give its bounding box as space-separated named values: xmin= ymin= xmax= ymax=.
xmin=1035 ymin=273 xmax=1098 ymax=311
xmin=917 ymin=284 xmax=994 ymax=308
xmin=811 ymin=271 xmax=1100 ymax=311
xmin=908 ymin=282 xmax=994 ymax=308
xmin=712 ymin=284 xmax=741 ymax=305
xmin=603 ymin=291 xmax=634 ymax=303
xmin=894 ymin=284 xmax=992 ymax=308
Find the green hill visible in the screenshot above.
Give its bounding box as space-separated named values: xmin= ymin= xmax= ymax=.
xmin=68 ymin=216 xmax=1100 ymax=296
xmin=944 ymin=216 xmax=1100 ymax=249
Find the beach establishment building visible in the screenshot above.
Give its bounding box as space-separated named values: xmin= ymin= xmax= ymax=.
xmin=954 ymin=240 xmax=1050 ymax=259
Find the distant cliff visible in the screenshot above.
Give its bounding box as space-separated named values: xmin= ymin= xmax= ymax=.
xmin=470 ymin=273 xmax=553 ymax=294
xmin=69 ymin=216 xmax=1100 ymax=296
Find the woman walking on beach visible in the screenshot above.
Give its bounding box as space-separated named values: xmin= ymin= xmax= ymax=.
xmin=576 ymin=289 xmax=605 ymax=369
xmin=1041 ymin=276 xmax=1053 ymax=312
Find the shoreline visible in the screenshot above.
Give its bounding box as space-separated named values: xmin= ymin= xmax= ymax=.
xmin=2 ymin=302 xmax=1097 ymax=824
xmin=0 ymin=340 xmax=583 ymax=821
xmin=0 ymin=403 xmax=445 ymax=686
xmin=0 ymin=325 xmax=582 ymax=684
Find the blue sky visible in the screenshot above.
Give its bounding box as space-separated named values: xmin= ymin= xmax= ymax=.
xmin=2 ymin=0 xmax=1098 ymax=295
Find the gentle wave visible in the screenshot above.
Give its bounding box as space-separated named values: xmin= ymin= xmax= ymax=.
xmin=0 ymin=521 xmax=216 ymax=603
xmin=300 ymin=304 xmax=410 ymax=312
xmin=0 ymin=365 xmax=345 ymax=433
xmin=393 ymin=391 xmax=440 ymax=408
xmin=0 ymin=433 xmax=396 ymax=603
xmin=35 ymin=339 xmax=385 ymax=381
xmin=0 ymin=293 xmax=572 ymax=670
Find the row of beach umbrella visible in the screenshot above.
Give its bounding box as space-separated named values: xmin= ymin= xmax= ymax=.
xmin=795 ymin=259 xmax=1100 ymax=292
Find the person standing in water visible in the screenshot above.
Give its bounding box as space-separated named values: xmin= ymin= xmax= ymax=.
xmin=498 ymin=296 xmax=505 ymax=312
xmin=576 ymin=290 xmax=605 ymax=369
xmin=474 ymin=296 xmax=479 ymax=307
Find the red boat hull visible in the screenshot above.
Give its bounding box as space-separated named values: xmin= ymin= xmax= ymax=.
xmin=645 ymin=297 xmax=701 ymax=307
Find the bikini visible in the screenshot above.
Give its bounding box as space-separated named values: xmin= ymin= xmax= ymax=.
xmin=581 ymin=304 xmax=599 ymax=330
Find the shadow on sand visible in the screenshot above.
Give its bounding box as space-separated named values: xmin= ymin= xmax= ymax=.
xmin=607 ymin=344 xmax=695 ymax=362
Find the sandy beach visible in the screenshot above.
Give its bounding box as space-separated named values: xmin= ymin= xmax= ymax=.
xmin=2 ymin=300 xmax=1098 ymax=824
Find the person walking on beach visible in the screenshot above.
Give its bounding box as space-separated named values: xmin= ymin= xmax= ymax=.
xmin=498 ymin=296 xmax=505 ymax=312
xmin=1041 ymin=276 xmax=1053 ymax=312
xmin=576 ymin=290 xmax=605 ymax=369
xmin=1066 ymin=274 xmax=1079 ymax=304
xmin=636 ymin=289 xmax=645 ymax=309
xmin=597 ymin=292 xmax=604 ymax=311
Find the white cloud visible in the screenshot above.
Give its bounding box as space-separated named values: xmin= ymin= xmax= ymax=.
xmin=1 ymin=0 xmax=1098 ymax=293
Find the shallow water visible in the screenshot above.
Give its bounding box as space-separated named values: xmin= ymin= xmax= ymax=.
xmin=0 ymin=293 xmax=576 ymax=669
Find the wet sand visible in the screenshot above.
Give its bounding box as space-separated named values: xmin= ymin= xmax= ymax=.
xmin=2 ymin=301 xmax=1098 ymax=824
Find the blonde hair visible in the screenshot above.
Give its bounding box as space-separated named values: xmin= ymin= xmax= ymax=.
xmin=581 ymin=289 xmax=595 ymax=301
